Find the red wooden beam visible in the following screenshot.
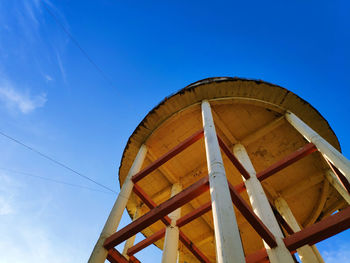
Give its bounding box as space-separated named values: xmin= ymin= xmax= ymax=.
xmin=245 ymin=248 xmax=269 ymax=263
xmin=234 ymin=143 xmax=317 ymax=194
xmin=127 ymin=228 xmax=166 ymax=256
xmin=234 ymin=181 xmax=246 ymax=193
xmin=256 ymin=142 xmax=317 ymax=182
xmin=133 ymin=182 xmax=211 ymax=263
xmin=227 ymin=182 xmax=277 ymax=248
xmin=132 ymin=129 xmax=204 ymax=183
xmin=179 ymin=231 xmax=211 ymax=263
xmin=326 ymin=159 xmax=350 ymax=193
xmin=247 ymin=206 xmax=350 ymax=262
xmin=217 ymin=136 xmax=250 ymax=179
xmin=245 ymin=249 xmax=297 ymax=263
xmin=284 ymin=206 xmax=350 ymax=251
xmin=133 ymin=184 xmax=171 ymax=226
xmin=107 ymin=248 xmax=129 ymax=263
xmin=104 ymin=176 xmax=209 ymax=249
xmin=129 ymin=256 xmax=141 ymax=263
xmin=176 ymin=201 xmax=212 ymax=228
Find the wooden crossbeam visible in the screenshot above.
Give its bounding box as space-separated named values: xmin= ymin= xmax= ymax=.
xmin=132 ymin=129 xmax=204 ymax=183
xmin=106 ymin=248 xmax=129 ymax=263
xmin=133 ymin=182 xmax=211 ymax=263
xmin=256 ymin=142 xmax=317 ymax=181
xmin=217 ymin=135 xmax=251 ymax=179
xmin=246 ymin=206 xmax=350 ymax=262
xmin=104 ymin=176 xmax=209 ymax=249
xmin=179 ymin=232 xmax=211 ymax=263
xmin=127 ymin=228 xmax=166 ymax=256
xmin=129 ymin=256 xmax=141 ymax=263
xmin=234 ymin=143 xmax=317 ymax=193
xmin=132 ymin=181 xmax=211 ymax=262
xmin=284 ymin=205 xmax=350 ymax=251
xmin=175 ymin=186 xmax=293 ymax=245
xmin=176 ymin=202 xmax=212 ymax=228
xmin=227 ymin=182 xmax=277 ymax=248
xmin=133 ymin=184 xmax=171 ymax=226
xmin=245 ymin=248 xmax=269 ymax=263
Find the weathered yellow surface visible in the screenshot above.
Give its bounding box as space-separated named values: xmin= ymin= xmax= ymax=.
xmin=118 ymin=78 xmax=346 ymax=262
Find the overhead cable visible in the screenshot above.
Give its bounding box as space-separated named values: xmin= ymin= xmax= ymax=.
xmin=0 ymin=130 xmax=117 ymax=194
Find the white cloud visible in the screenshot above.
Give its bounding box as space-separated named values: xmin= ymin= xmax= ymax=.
xmin=0 ymin=173 xmax=19 ymax=215
xmin=0 ymin=173 xmax=79 ymax=263
xmin=44 ymin=74 xmax=53 ymax=82
xmin=56 ymin=52 xmax=67 ymax=83
xmin=322 ymin=245 xmax=350 ymax=263
xmin=0 ymin=196 xmax=14 ymax=215
xmin=0 ymin=79 xmax=47 ymax=114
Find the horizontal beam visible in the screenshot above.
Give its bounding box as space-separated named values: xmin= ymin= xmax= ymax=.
xmin=129 ymin=256 xmax=141 ymax=263
xmin=179 ymin=231 xmax=211 ymax=263
xmin=257 ymin=142 xmax=317 ymax=182
xmin=245 ymin=248 xmax=297 ymax=263
xmin=106 ymin=248 xmax=129 ymax=263
xmin=176 ymin=202 xmax=212 ymax=228
xmin=127 ymin=228 xmax=166 ymax=256
xmin=133 ymin=181 xmax=211 ymax=263
xmin=247 ymin=206 xmax=350 ymax=262
xmin=104 ymin=176 xmax=209 ymax=249
xmin=234 ymin=143 xmax=317 ymax=193
xmin=133 ymin=183 xmax=171 ymax=226
xmin=245 ymin=248 xmax=269 ymax=263
xmin=227 ymin=182 xmax=277 ymax=248
xmin=132 ymin=129 xmax=204 ymax=183
xmin=217 ymin=135 xmax=250 ymax=179
xmin=284 ymin=205 xmax=350 ymax=251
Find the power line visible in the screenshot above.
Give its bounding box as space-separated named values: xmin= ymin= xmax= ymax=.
xmin=41 ymin=1 xmax=115 ymax=89
xmin=0 ymin=130 xmax=117 ymax=194
xmin=0 ymin=167 xmax=113 ymax=195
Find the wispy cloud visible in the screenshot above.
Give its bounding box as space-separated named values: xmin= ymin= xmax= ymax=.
xmin=0 ymin=173 xmax=18 ymax=215
xmin=321 ymin=245 xmax=350 ymax=263
xmin=43 ymin=74 xmax=53 ymax=82
xmin=0 ymin=196 xmax=14 ymax=215
xmin=56 ymin=51 xmax=67 ymax=83
xmin=0 ymin=79 xmax=47 ymax=114
xmin=0 ymin=172 xmax=79 ymax=263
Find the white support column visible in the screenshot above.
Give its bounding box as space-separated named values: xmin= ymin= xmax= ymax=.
xmin=162 ymin=183 xmax=182 ymax=263
xmin=285 ymin=111 xmax=350 ymax=182
xmin=311 ymin=246 xmax=325 ymax=263
xmin=201 ymin=100 xmax=245 ymax=263
xmin=88 ymin=145 xmax=147 ymax=263
xmin=122 ymin=206 xmax=140 ymax=259
xmin=233 ymin=144 xmax=294 ymax=263
xmin=325 ymin=169 xmax=350 ymax=204
xmin=274 ymin=197 xmax=322 ymax=263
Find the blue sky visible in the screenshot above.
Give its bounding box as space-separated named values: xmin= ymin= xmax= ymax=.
xmin=0 ymin=1 xmax=349 ymax=262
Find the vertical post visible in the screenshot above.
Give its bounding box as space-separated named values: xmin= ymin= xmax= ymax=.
xmin=285 ymin=111 xmax=350 ymax=181
xmin=233 ymin=144 xmax=294 ymax=263
xmin=201 ymin=100 xmax=245 ymax=263
xmin=122 ymin=206 xmax=140 ymax=259
xmin=311 ymin=246 xmax=326 ymax=263
xmin=162 ymin=183 xmax=182 ymax=263
xmin=88 ymin=145 xmax=147 ymax=263
xmin=274 ymin=197 xmax=323 ymax=262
